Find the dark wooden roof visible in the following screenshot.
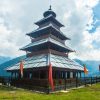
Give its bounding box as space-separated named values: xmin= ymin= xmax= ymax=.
xmin=35 ymin=14 xmax=64 ymax=27
xmin=27 ymin=24 xmax=69 ymax=40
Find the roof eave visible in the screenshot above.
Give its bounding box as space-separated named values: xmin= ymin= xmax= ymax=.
xmin=35 ymin=21 xmax=64 ymax=27
xmin=35 ymin=15 xmax=64 ymax=27
xmin=26 ymin=25 xmax=69 ymax=40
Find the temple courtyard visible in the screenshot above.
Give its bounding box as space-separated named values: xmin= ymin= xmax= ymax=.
xmin=0 ymin=83 xmax=100 ymax=100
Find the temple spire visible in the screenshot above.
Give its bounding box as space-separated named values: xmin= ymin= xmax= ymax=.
xmin=43 ymin=2 xmax=56 ymax=18
xmin=49 ymin=5 xmax=52 ymax=10
xmin=49 ymin=0 xmax=52 ymax=10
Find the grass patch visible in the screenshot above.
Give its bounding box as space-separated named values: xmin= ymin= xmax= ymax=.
xmin=0 ymin=84 xmax=100 ymax=100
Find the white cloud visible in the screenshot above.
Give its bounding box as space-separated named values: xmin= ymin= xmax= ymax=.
xmin=0 ymin=19 xmax=29 ymax=57
xmin=92 ymin=27 xmax=100 ymax=42
xmin=69 ymin=27 xmax=100 ymax=61
xmin=59 ymin=0 xmax=100 ymax=60
xmin=0 ymin=0 xmax=100 ymax=61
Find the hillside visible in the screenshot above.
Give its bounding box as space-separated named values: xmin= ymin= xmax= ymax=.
xmin=0 ymin=56 xmax=11 ymax=65
xmin=0 ymin=55 xmax=26 ymax=76
xmin=75 ymin=59 xmax=100 ymax=76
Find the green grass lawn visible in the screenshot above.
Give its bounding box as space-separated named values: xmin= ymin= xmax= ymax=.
xmin=0 ymin=84 xmax=100 ymax=100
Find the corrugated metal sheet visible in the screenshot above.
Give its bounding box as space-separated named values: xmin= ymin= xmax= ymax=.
xmin=21 ymin=37 xmax=73 ymax=52
xmin=6 ymin=54 xmax=83 ymax=71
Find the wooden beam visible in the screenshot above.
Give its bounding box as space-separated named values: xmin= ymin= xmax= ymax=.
xmin=27 ymin=49 xmax=68 ymax=57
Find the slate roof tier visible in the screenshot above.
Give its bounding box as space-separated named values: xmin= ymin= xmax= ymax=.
xmin=35 ymin=14 xmax=64 ymax=27
xmin=20 ymin=37 xmax=73 ymax=52
xmin=27 ymin=23 xmax=69 ymax=40
xmin=6 ymin=54 xmax=84 ymax=71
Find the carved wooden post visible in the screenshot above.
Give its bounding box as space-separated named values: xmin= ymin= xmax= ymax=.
xmin=76 ymin=77 xmax=78 ymax=88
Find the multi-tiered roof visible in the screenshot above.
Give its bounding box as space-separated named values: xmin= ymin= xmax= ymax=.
xmin=6 ymin=7 xmax=84 ymax=71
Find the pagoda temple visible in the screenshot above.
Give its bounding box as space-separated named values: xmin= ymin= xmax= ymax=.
xmin=6 ymin=6 xmax=84 ymax=92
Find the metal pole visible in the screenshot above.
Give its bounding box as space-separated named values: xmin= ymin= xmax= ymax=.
xmin=91 ymin=77 xmax=92 ymax=85
xmin=96 ymin=76 xmax=97 ymax=83
xmin=76 ymin=77 xmax=78 ymax=88
xmin=65 ymin=72 xmax=67 ymax=90
xmin=84 ymin=73 xmax=86 ymax=86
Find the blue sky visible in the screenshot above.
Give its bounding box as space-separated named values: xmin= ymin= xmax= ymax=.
xmin=89 ymin=2 xmax=100 ymax=33
xmin=0 ymin=0 xmax=100 ymax=61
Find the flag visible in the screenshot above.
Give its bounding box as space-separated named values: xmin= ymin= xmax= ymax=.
xmin=20 ymin=61 xmax=24 ymax=78
xmin=48 ymin=63 xmax=54 ymax=91
xmin=83 ymin=64 xmax=88 ymax=74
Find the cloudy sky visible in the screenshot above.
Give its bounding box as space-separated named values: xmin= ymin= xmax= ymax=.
xmin=0 ymin=0 xmax=100 ymax=61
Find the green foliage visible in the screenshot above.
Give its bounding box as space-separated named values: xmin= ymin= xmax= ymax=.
xmin=0 ymin=84 xmax=100 ymax=100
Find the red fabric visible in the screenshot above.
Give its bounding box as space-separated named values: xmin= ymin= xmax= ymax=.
xmin=59 ymin=79 xmax=62 ymax=84
xmin=84 ymin=65 xmax=88 ymax=74
xmin=48 ymin=63 xmax=54 ymax=91
xmin=20 ymin=61 xmax=24 ymax=78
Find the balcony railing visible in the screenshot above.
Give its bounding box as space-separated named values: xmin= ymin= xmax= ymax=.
xmin=0 ymin=76 xmax=100 ymax=93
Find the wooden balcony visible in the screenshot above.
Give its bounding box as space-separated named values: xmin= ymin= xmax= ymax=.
xmin=27 ymin=49 xmax=68 ymax=57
